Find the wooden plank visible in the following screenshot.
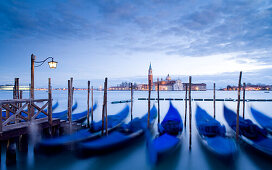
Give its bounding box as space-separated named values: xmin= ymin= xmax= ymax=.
xmin=31 ymin=103 xmax=48 ymax=116
xmin=0 ymin=99 xmax=47 ymax=105
xmin=17 ymin=114 xmax=28 ymax=121
xmin=3 ymin=103 xmax=28 ymax=126
xmin=32 ymin=102 xmax=48 ymax=120
xmin=8 ymin=104 xmax=29 ymax=115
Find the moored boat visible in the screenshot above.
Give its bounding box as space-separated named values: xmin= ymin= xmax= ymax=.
xmin=195 ymin=105 xmax=237 ymax=158
xmin=250 ymin=107 xmax=272 ymax=134
xmin=147 ymin=102 xmax=183 ymax=164
xmin=224 ymin=105 xmax=272 ymax=156
xmin=76 ymin=105 xmax=157 ymax=156
xmin=69 ymin=102 xmax=97 ymax=123
xmin=36 ymin=105 xmax=129 ymax=152
xmin=36 ymin=101 xmax=78 ymax=119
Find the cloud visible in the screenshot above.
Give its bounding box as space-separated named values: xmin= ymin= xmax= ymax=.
xmin=0 ymin=0 xmax=272 ymax=87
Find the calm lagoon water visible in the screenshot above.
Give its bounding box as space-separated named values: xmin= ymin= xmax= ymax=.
xmin=1 ymin=90 xmax=272 ymax=170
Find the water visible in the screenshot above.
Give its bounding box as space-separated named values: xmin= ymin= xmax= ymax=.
xmin=1 ymin=90 xmax=272 ymax=170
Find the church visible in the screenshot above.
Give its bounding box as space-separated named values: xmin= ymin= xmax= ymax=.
xmin=136 ymin=63 xmax=206 ymax=91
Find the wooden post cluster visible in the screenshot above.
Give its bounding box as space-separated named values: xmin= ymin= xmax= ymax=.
xmin=236 ymin=71 xmax=242 ymax=140
xmin=213 ymin=83 xmax=216 ymax=119
xmin=157 ymin=78 xmax=160 ymax=125
xmin=67 ymin=77 xmax=74 ymax=124
xmin=243 ymin=82 xmax=246 ymax=119
xmin=87 ymin=81 xmax=90 ymax=128
xmin=48 ymin=78 xmax=52 ymax=126
xmin=130 ymin=83 xmax=133 ymax=121
xmin=189 ymin=76 xmax=192 ymax=150
xmin=184 ymin=84 xmax=188 ymax=128
xmin=147 ymin=79 xmax=151 ymax=128
xmin=101 ymin=78 xmax=108 ymax=135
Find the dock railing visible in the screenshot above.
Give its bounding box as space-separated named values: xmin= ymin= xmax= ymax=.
xmin=0 ymin=98 xmax=52 ymax=133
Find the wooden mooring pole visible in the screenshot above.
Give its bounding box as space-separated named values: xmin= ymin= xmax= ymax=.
xmin=70 ymin=77 xmax=74 ymax=122
xmin=101 ymin=78 xmax=108 ymax=135
xmin=243 ymin=82 xmax=246 ymax=119
xmin=0 ymin=106 xmax=2 ymax=132
xmin=48 ymin=78 xmax=52 ymax=126
xmin=130 ymin=83 xmax=133 ymax=121
xmin=87 ymin=81 xmax=90 ymax=128
xmin=236 ymin=71 xmax=242 ymax=140
xmin=147 ymin=79 xmax=151 ymax=128
xmin=68 ymin=80 xmax=71 ymax=123
xmin=213 ymin=83 xmax=216 ymax=119
xmin=189 ymin=76 xmax=192 ymax=150
xmin=184 ymin=84 xmax=188 ymax=128
xmin=105 ymin=78 xmax=108 ymax=136
xmin=91 ymin=86 xmax=94 ymax=123
xmin=14 ymin=78 xmax=19 ymax=123
xmin=101 ymin=81 xmax=105 ymax=136
xmin=157 ymin=78 xmax=160 ymax=125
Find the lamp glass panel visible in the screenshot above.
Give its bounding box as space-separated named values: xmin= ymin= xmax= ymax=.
xmin=48 ymin=61 xmax=57 ymax=69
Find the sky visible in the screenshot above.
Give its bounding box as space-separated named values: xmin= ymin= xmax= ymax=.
xmin=0 ymin=0 xmax=272 ymax=88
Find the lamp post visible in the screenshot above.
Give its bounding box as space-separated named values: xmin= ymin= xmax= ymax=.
xmin=30 ymin=54 xmax=58 ymax=99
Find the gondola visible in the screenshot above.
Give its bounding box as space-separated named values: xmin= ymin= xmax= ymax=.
xmin=43 ymin=101 xmax=59 ymax=113
xmin=36 ymin=105 xmax=129 ymax=152
xmin=224 ymin=105 xmax=272 ymax=156
xmin=76 ymin=105 xmax=157 ymax=156
xmin=147 ymin=102 xmax=183 ymax=164
xmin=67 ymin=102 xmax=97 ymax=123
xmin=250 ymin=107 xmax=272 ymax=134
xmin=36 ymin=102 xmax=78 ymax=119
xmin=195 ymin=105 xmax=237 ymax=158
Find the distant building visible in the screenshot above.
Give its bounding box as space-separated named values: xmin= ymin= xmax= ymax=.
xmin=109 ymin=64 xmax=206 ymax=91
xmin=109 ymin=82 xmax=137 ymax=91
xmin=0 ymin=85 xmax=30 ymax=91
xmin=222 ymin=84 xmax=271 ymax=91
xmin=153 ymin=74 xmax=178 ymax=91
xmin=182 ymin=83 xmax=206 ymax=91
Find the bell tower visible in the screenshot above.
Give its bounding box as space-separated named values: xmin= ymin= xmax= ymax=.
xmin=148 ymin=63 xmax=153 ymax=87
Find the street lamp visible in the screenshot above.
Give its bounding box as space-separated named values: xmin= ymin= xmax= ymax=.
xmin=30 ymin=54 xmax=58 ymax=99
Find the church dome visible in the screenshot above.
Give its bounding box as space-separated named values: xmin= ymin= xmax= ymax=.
xmin=166 ymin=74 xmax=171 ymax=81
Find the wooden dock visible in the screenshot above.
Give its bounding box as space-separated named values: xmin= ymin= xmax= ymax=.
xmin=0 ymin=118 xmax=60 ymax=141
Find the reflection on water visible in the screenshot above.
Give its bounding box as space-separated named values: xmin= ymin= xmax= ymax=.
xmin=0 ymin=90 xmax=272 ymax=170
